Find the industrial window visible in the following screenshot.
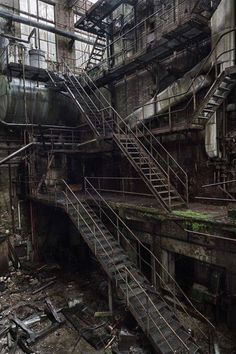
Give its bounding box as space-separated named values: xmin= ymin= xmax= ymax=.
xmin=19 ymin=0 xmax=57 ymax=61
xmin=74 ymin=13 xmax=94 ymax=69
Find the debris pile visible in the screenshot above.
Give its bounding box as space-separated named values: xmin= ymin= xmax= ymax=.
xmin=0 ymin=263 xmax=149 ymax=353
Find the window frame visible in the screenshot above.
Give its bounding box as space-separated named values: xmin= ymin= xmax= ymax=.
xmin=19 ymin=0 xmax=57 ymax=61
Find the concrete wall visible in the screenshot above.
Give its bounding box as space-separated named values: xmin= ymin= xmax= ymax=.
xmin=114 ymin=69 xmax=155 ymax=118
xmin=211 ymin=0 xmax=235 ymax=70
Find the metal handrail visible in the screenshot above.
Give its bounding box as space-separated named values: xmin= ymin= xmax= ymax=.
xmin=134 ymin=29 xmax=236 ymax=111
xmin=62 ymin=60 xmax=112 ymax=136
xmin=138 ymin=121 xmax=189 ymax=202
xmin=65 ymin=75 xmax=102 ymax=131
xmin=130 ymin=31 xmax=236 ymax=132
xmin=76 ymin=0 xmax=197 ymax=70
xmin=84 ymin=185 xmax=158 ymax=280
xmin=79 ymin=69 xmax=188 ymax=206
xmin=77 ymin=30 xmax=236 ymax=139
xmin=57 ymin=180 xmax=184 ymax=352
xmin=84 ymin=177 xmax=214 ymax=337
xmin=86 ymin=176 xmax=154 ymax=198
xmin=85 ymin=34 xmax=106 ymax=71
xmin=122 ymin=266 xmax=190 ymax=352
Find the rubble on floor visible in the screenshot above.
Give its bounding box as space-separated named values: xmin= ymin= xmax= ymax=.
xmin=0 ymin=262 xmax=150 ymax=354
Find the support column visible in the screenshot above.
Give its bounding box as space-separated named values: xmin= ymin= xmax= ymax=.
xmin=108 ymin=279 xmax=113 ymax=313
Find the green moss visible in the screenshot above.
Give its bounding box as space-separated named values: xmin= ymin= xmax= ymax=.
xmin=172 ymin=209 xmax=211 ymax=221
xmin=183 ymin=221 xmax=208 ymax=233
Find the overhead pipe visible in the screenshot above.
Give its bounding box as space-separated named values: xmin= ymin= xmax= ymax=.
xmin=0 ymin=10 xmax=95 ymax=45
xmin=0 ymin=28 xmax=37 ymax=46
xmin=0 ymin=139 xmax=97 ymax=166
xmin=0 ymin=142 xmax=35 ymax=165
xmin=0 ymin=119 xmax=87 ymax=130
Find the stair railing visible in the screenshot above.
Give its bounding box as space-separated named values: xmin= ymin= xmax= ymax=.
xmin=79 ymin=29 xmax=236 ymax=134
xmin=48 ymin=61 xmax=188 ymax=207
xmin=58 ymin=180 xmax=186 ymax=352
xmin=133 ymin=29 xmax=236 ymax=129
xmin=79 ymin=69 xmax=188 ymax=207
xmin=122 ymin=266 xmax=191 ymax=354
xmin=85 ymin=35 xmax=106 ymax=71
xmin=84 ymin=177 xmax=214 ymax=340
xmin=77 ymin=0 xmax=207 ymax=73
xmin=62 ymin=60 xmax=113 ymax=136
xmin=138 ymin=120 xmax=189 ymax=204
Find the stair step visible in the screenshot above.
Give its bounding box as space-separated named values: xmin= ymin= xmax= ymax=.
xmin=218 ymin=86 xmax=231 ymax=92
xmin=158 ymin=328 xmax=191 ymax=354
xmin=131 ymin=154 xmax=141 ymax=158
xmin=152 ymin=179 xmax=166 ymax=184
xmin=128 ymin=287 xmax=145 ymax=299
xmin=162 ymin=196 xmax=180 ymax=201
xmin=110 ymin=262 xmax=131 ymax=274
xmin=185 ymin=341 xmax=199 ymax=354
xmin=99 ymin=245 xmax=122 ymax=255
xmin=119 ymin=282 xmax=140 ymax=292
xmin=212 ymin=93 xmax=224 ymax=99
xmin=141 ymin=167 xmax=157 ymax=171
xmin=101 ymin=240 xmax=119 ymax=249
xmin=198 ymin=115 xmax=209 ymax=119
xmin=102 ymin=253 xmax=128 ymax=265
xmin=158 ymin=190 xmax=175 ymax=195
xmin=203 ymin=108 xmax=215 ymax=113
xmin=153 ymin=184 xmax=169 ymax=188
xmin=151 ymin=319 xmax=181 ymax=344
xmin=115 ymin=272 xmax=146 ymax=287
xmin=223 ymin=76 xmax=235 ymax=84
xmin=138 ymin=301 xmax=166 ymax=319
xmin=207 ymin=101 xmax=219 ymax=106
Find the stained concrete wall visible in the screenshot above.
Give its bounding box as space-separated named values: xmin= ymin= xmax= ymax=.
xmin=211 ymin=0 xmax=235 ymax=70
xmin=114 ymin=69 xmax=154 ymax=118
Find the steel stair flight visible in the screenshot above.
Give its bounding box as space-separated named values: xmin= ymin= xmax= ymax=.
xmin=86 ymin=35 xmax=107 ymax=71
xmin=42 ymin=179 xmax=204 ymax=354
xmin=193 ymin=67 xmax=236 ymax=125
xmin=47 ymin=65 xmax=188 ymax=212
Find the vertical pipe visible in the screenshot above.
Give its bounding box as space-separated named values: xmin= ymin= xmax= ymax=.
xmin=17 ymin=201 xmax=22 ymax=231
xmin=29 ymin=201 xmax=34 ymax=261
xmin=8 ymin=162 xmax=16 ymax=234
xmin=108 ymin=279 xmax=113 ymax=312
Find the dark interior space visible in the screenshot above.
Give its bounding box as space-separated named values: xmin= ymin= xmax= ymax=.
xmin=0 ymin=0 xmax=236 ymax=352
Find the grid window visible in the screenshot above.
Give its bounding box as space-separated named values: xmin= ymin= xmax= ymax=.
xmin=19 ymin=0 xmax=56 ymax=61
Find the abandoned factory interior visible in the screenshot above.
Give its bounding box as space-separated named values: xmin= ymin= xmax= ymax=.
xmin=0 ymin=0 xmax=236 ymax=353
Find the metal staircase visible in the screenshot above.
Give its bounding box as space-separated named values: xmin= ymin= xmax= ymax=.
xmin=47 ymin=64 xmax=188 ymax=211
xmin=86 ymin=35 xmax=106 ymax=71
xmin=193 ymin=67 xmax=236 ymax=126
xmin=38 ymin=178 xmax=214 ymax=354
xmin=74 ymin=0 xmax=137 ymax=36
xmin=47 ymin=67 xmax=113 ymax=137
